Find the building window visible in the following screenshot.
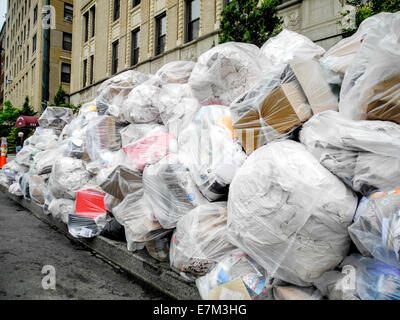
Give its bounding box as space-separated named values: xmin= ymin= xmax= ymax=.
xmin=131 ymin=28 xmax=140 ymax=66
xmin=32 ymin=34 xmax=36 ymax=53
xmin=133 ymin=0 xmax=141 ymax=8
xmin=90 ymin=6 xmax=96 ymax=37
xmin=155 ymin=13 xmax=166 ymax=56
xmin=83 ymin=59 xmax=87 ymax=87
xmin=90 ymin=55 xmax=94 ymax=85
xmin=64 ymin=3 xmax=73 ymax=21
xmin=33 ymin=5 xmax=38 ymax=24
xmin=186 ymin=0 xmax=200 ymax=43
xmin=61 ymin=63 xmax=71 ymax=83
xmin=84 ymin=12 xmax=89 ymax=42
xmin=26 ymin=46 xmax=29 ymax=62
xmin=63 ymin=32 xmax=72 ymax=51
xmin=27 ymin=19 xmax=30 ymax=35
xmin=113 ymin=0 xmax=120 ymax=21
xmin=112 ymin=40 xmax=119 ymax=75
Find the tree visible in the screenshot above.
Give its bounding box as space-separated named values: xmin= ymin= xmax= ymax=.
xmin=339 ymin=0 xmax=400 ymax=37
xmin=0 ymin=101 xmax=21 ymax=153
xmin=21 ymin=96 xmax=37 ymax=116
xmin=53 ymin=85 xmax=67 ymax=106
xmin=219 ymin=0 xmax=283 ymax=48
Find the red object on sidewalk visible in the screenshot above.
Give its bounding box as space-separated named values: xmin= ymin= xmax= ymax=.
xmin=75 ymin=189 xmax=107 ymax=219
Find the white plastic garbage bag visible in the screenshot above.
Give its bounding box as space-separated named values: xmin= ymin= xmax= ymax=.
xmin=188 ymin=42 xmax=264 ymax=105
xmin=155 ymin=60 xmax=196 ymax=84
xmin=48 ymin=198 xmax=75 ymax=224
xmin=169 ymin=202 xmax=236 ymax=279
xmin=38 ymin=107 xmax=73 ymax=130
xmin=227 ymin=140 xmax=358 ymax=286
xmin=178 ymin=105 xmax=247 ymax=201
xmin=143 ymin=154 xmax=208 ymax=229
xmin=300 ymin=110 xmax=400 ymax=195
xmin=339 ymin=12 xmax=400 ymax=123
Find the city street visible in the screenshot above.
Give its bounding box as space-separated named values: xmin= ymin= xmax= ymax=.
xmin=0 ymin=191 xmax=168 ymax=300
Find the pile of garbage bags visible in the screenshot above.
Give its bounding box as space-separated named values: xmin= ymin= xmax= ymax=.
xmin=2 ymin=11 xmax=400 ymax=300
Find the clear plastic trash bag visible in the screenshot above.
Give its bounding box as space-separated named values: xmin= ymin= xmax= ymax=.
xmin=38 ymin=107 xmax=73 ymax=130
xmin=155 ymin=60 xmax=196 ymax=84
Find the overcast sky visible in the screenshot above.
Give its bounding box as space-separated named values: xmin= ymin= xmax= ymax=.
xmin=0 ymin=0 xmax=7 ymax=30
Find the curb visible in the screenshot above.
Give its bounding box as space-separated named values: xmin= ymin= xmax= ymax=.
xmin=0 ymin=185 xmax=201 ymax=300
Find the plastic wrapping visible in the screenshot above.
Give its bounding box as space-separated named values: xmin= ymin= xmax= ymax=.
xmin=300 ymin=110 xmax=400 ymax=196
xmin=146 ymin=235 xmax=171 ymax=262
xmin=178 ymin=105 xmax=247 ymax=201
xmin=85 ymin=115 xmax=123 ymax=162
xmin=29 ymin=174 xmax=49 ymax=205
xmin=122 ymin=126 xmax=175 ymax=172
xmin=157 ymin=84 xmax=201 ymax=135
xmin=59 ymin=137 xmax=89 ymax=161
xmin=15 ymin=144 xmax=40 ymax=168
xmin=348 ymin=188 xmax=400 ymax=268
xmin=99 ymin=165 xmax=142 ymax=200
xmin=196 ymin=249 xmax=269 ymax=300
xmin=313 ymin=270 xmax=360 ymax=300
xmin=1 ymin=160 xmax=29 ymax=181
xmin=38 ymin=107 xmax=73 ymax=130
xmin=170 ymin=202 xmax=236 ymax=279
xmin=143 ymin=154 xmax=208 ymax=229
xmin=48 ymin=198 xmax=74 ymax=224
xmin=104 ymin=193 xmax=121 ymax=213
xmin=48 ymin=157 xmax=91 ymax=200
xmin=188 ymin=42 xmax=264 ymax=106
xmin=272 ymin=284 xmax=323 ymax=300
xmin=228 ymin=140 xmax=358 ymax=286
xmin=18 ymin=172 xmax=31 ymax=200
xmin=122 ymin=79 xmax=162 ymax=124
xmin=8 ymin=182 xmax=23 ymax=196
xmin=260 ymin=29 xmax=325 ymax=70
xmin=96 ymin=70 xmax=150 ymax=122
xmin=100 ymin=218 xmax=126 ymax=241
xmin=28 ymin=128 xmax=59 ymax=150
xmin=231 ymin=60 xmax=337 ymax=154
xmin=155 ymin=61 xmax=196 ymax=84
xmin=120 ymin=123 xmax=164 ymax=147
xmin=112 ymin=193 xmax=170 ymax=252
xmin=31 ymin=148 xmax=60 ymax=175
xmin=341 ymin=254 xmax=400 ymax=300
xmin=320 ymin=12 xmax=394 ymax=75
xmin=339 ymin=12 xmax=400 ymax=123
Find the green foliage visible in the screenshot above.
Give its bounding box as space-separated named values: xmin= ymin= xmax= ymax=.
xmin=53 ymin=85 xmax=68 ymax=106
xmin=219 ymin=0 xmax=283 ymax=48
xmin=21 ymin=96 xmax=37 ymax=116
xmin=339 ymin=0 xmax=400 ymax=37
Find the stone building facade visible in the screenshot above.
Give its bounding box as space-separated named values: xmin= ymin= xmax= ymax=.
xmin=0 ymin=23 xmax=6 ymax=105
xmin=70 ymin=0 xmax=349 ymax=105
xmin=3 ymin=0 xmax=74 ymax=111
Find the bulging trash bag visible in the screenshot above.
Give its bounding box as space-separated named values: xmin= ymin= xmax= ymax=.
xmin=228 ymin=140 xmax=358 ymax=286
xmin=146 ymin=234 xmax=172 ymax=262
xmin=272 ymin=281 xmax=323 ymax=300
xmin=31 ymin=148 xmax=60 ymax=175
xmin=157 ymin=83 xmax=201 ymax=136
xmin=143 ymin=154 xmax=208 ymax=229
xmin=99 ymin=165 xmax=142 ymax=200
xmin=112 ymin=192 xmax=170 ymax=251
xmin=339 ymin=12 xmax=400 ymax=123
xmin=8 ymin=182 xmax=23 ymax=196
xmin=178 ymin=105 xmax=247 ymax=201
xmin=188 ymin=42 xmax=264 ymax=106
xmin=313 ymin=270 xmax=360 ymax=300
xmin=170 ymin=202 xmax=236 ymax=279
xmin=29 ymin=174 xmax=49 ymax=205
xmin=120 ymin=123 xmax=164 ymax=147
xmin=96 ymin=70 xmax=150 ymax=121
xmin=48 ymin=157 xmax=91 ymax=200
xmin=196 ymin=249 xmax=269 ymax=300
xmin=341 ymin=254 xmax=400 ymax=300
xmin=85 ymin=115 xmax=124 ymax=162
xmin=1 ymin=160 xmax=28 ymax=181
xmin=320 ymin=12 xmax=394 ymax=75
xmin=38 ymin=107 xmax=73 ymax=130
xmin=300 ymin=110 xmax=400 ymax=196
xmin=15 ymin=144 xmax=40 ymax=168
xmin=231 ymin=60 xmax=337 ymax=154
xmin=68 ymin=189 xmax=109 ymax=238
xmin=29 ymin=128 xmax=59 ymax=150
xmin=260 ymin=29 xmax=325 ymax=70
xmin=155 ymin=60 xmax=196 ymax=84
xmin=122 ymin=126 xmax=175 ymax=172
xmin=122 ymin=79 xmax=162 ymax=124
xmin=348 ymin=188 xmax=400 ymax=268
xmin=100 ymin=218 xmax=126 ymax=241
xmin=59 ymin=137 xmax=89 ymax=161
xmin=48 ymin=198 xmax=75 ymax=224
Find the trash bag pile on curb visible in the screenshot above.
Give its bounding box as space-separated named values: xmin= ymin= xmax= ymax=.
xmin=2 ymin=11 xmax=400 ymax=300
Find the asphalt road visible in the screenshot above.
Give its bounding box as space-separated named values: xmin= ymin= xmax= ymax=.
xmin=0 ymin=191 xmax=169 ymax=300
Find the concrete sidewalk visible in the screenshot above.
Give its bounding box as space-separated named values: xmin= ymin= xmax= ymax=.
xmin=0 ymin=184 xmax=201 ymax=300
